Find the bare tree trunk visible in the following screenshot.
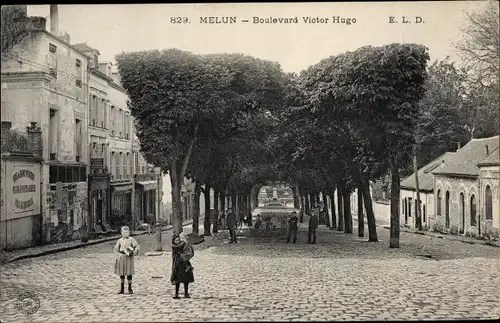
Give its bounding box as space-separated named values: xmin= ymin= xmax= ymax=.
xmin=170 ymin=160 xmax=183 ymax=234
xmin=329 ymin=191 xmax=337 ymax=229
xmin=357 ymin=188 xmax=364 ymax=237
xmin=203 ymin=184 xmax=211 ymax=236
xmin=169 ymin=123 xmax=199 ymax=234
xmin=337 ymin=187 xmax=344 ymax=231
xmin=221 ymin=191 xmax=226 ymax=217
xmin=413 ymin=148 xmax=423 ymax=231
xmin=342 ymin=186 xmax=353 ymax=234
xmin=231 ymin=194 xmax=237 ymax=217
xmin=305 ymin=191 xmax=311 ymax=216
xmin=246 ymin=194 xmax=252 ymax=226
xmin=292 ymin=184 xmax=300 ymax=208
xmin=192 ymin=182 xmax=201 ymax=235
xmin=359 ymin=173 xmax=378 ymax=242
xmin=390 ymin=158 xmax=401 ymax=248
xmin=213 ymin=190 xmax=220 ymax=233
xmin=322 ymin=192 xmax=330 ymax=227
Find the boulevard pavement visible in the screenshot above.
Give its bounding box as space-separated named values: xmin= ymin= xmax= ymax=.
xmin=1 ymin=222 xmax=499 ymax=322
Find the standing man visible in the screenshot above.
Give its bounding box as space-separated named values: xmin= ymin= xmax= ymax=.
xmin=308 ymin=206 xmax=319 ymax=244
xmin=226 ymin=208 xmax=238 ymax=243
xmin=286 ymin=211 xmax=299 ymax=244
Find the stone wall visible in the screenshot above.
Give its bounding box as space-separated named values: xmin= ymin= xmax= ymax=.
xmin=45 ymin=181 xmax=87 ymax=244
xmin=434 ymin=174 xmax=479 ymax=234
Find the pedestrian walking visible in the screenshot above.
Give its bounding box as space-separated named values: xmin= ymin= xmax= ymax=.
xmin=286 ymin=211 xmax=299 ymax=244
xmin=308 ymin=207 xmax=319 ymax=244
xmin=226 ymin=208 xmax=238 ymax=243
xmin=170 ymin=233 xmax=195 ymax=299
xmin=113 ymin=226 xmax=140 ymax=294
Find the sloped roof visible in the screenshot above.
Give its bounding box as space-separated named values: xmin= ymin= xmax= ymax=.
xmin=478 ymin=146 xmax=500 ymax=167
xmin=401 ymin=152 xmax=455 ymax=191
xmin=72 ymin=43 xmax=101 ymax=55
xmin=432 ymin=136 xmax=500 ymax=176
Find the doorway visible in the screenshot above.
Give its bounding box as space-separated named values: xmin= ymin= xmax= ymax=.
xmin=445 ymin=191 xmax=450 ymax=229
xmin=459 ymin=193 xmax=465 ymax=234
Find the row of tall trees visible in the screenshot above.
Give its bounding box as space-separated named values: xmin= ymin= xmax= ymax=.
xmin=115 ymin=1 xmax=498 ymax=247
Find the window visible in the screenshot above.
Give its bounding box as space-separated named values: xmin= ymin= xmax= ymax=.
xmin=110 ymin=106 xmax=116 ymax=134
xmin=408 ymin=198 xmax=412 ymax=217
xmin=75 ymin=59 xmax=82 ymax=87
xmin=90 ymin=95 xmax=97 ymax=126
xmin=436 ymin=190 xmax=442 ymax=216
xmin=75 ymin=119 xmax=82 ymax=160
xmin=48 ymin=44 xmax=57 ymax=78
xmin=485 ymin=186 xmax=493 ymax=220
xmin=111 ymin=152 xmax=115 ymax=177
xmin=445 ymin=191 xmax=450 ymax=228
xmin=129 ymin=153 xmax=133 ymax=177
xmin=124 ymin=153 xmax=129 ymax=178
xmin=470 ymin=195 xmax=477 ymax=226
xmin=49 ymin=109 xmax=58 ymax=159
xmin=460 ymin=193 xmax=465 ymax=233
xmin=125 ymin=114 xmax=130 ymax=139
xmin=423 ymin=205 xmax=426 ymax=223
xmin=99 ymin=99 xmax=106 ymax=128
xmin=117 ymin=152 xmax=122 ymax=179
xmin=118 ymin=109 xmax=123 ymax=137
xmin=49 ymin=165 xmax=87 ymax=183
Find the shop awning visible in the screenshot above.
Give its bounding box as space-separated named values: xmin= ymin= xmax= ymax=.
xmin=136 ymin=180 xmax=157 ymax=191
xmin=111 ymin=182 xmax=134 ymax=192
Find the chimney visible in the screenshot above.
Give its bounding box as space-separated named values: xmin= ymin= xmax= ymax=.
xmin=50 ymin=5 xmax=59 ymax=36
xmin=457 ymin=142 xmax=461 ymax=151
xmin=485 ymin=145 xmax=489 ymax=155
xmin=30 ymin=17 xmax=47 ymax=30
xmin=26 ymin=122 xmax=43 ymax=157
xmin=1 ymin=121 xmax=12 ymax=141
xmin=59 ymin=31 xmax=70 ymax=44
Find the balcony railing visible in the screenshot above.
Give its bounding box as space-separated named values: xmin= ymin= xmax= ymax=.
xmin=1 ymin=129 xmax=29 ymax=154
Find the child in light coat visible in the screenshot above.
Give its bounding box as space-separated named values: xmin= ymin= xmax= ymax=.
xmin=114 ymin=226 xmax=140 ymax=294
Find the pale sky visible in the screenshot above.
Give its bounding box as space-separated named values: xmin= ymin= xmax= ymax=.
xmin=28 ymin=1 xmax=489 ymax=74
xmin=26 ymin=1 xmax=490 ymax=204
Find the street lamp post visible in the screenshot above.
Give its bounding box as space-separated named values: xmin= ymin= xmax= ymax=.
xmin=154 ymin=167 xmax=162 ymax=251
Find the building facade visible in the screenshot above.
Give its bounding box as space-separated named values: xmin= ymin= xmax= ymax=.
xmin=432 ymin=136 xmax=499 ymax=236
xmin=1 ymin=16 xmax=90 ymax=248
xmin=1 ymin=7 xmax=161 ymax=249
xmin=399 ymin=152 xmax=455 ymax=229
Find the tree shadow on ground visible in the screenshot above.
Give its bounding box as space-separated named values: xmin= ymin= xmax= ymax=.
xmin=204 ymin=228 xmax=500 ymax=261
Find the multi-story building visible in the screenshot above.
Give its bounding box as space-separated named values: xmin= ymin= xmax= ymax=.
xmin=0 ymin=5 xmax=161 ymax=249
xmin=1 ymin=7 xmax=89 ymax=248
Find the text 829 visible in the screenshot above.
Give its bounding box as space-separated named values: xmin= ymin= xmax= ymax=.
xmin=170 ymin=17 xmax=190 ymax=24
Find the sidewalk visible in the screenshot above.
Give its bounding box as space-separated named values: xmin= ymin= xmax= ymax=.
xmin=0 ymin=219 xmax=198 ymax=265
xmin=349 ymin=215 xmax=500 ymax=248
xmin=393 ymin=225 xmax=500 ymax=248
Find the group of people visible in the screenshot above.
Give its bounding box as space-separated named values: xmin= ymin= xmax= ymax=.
xmin=113 ymin=226 xmax=195 ymax=299
xmin=112 ymin=204 xmax=322 ymax=298
xmin=285 ymin=205 xmax=320 ymax=244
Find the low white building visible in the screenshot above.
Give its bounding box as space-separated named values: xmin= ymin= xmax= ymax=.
xmin=400 ymin=152 xmax=455 ymax=229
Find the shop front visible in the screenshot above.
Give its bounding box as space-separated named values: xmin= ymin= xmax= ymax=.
xmin=134 ymin=173 xmax=157 ymax=230
xmin=88 ymin=158 xmax=111 ymax=230
xmin=110 ymin=181 xmax=134 ymax=230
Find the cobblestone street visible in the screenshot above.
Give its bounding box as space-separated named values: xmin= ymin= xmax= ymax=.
xmin=1 ymin=224 xmax=499 ymax=322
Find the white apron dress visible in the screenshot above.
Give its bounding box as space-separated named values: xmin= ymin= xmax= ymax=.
xmin=113 ymin=237 xmax=140 ymax=276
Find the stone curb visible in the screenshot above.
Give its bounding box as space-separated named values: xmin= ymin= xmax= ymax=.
xmin=380 ymin=224 xmax=500 ymax=248
xmin=1 ymin=220 xmax=198 ymax=265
